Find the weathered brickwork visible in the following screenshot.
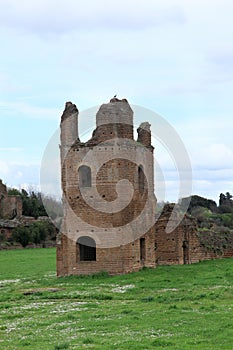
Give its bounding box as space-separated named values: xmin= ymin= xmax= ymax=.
xmin=154 ymin=204 xmax=233 ymax=265
xmin=196 ymin=247 xmax=233 ymax=261
xmin=57 ymin=98 xmax=157 ymax=276
xmin=0 ymin=180 xmax=22 ymax=219
xmin=155 ymin=204 xmax=200 ymax=265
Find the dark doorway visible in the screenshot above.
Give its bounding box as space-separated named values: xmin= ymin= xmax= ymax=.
xmin=183 ymin=240 xmax=189 ymax=264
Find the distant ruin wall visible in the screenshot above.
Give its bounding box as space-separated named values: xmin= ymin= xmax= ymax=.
xmin=155 ymin=204 xmax=199 ymax=265
xmin=0 ymin=180 xmax=22 ymax=219
xmin=155 ymin=204 xmax=233 ymax=265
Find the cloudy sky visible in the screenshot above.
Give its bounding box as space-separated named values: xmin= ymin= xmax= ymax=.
xmin=0 ymin=0 xmax=232 ymax=204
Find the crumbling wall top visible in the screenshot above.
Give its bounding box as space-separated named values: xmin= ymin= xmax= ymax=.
xmin=109 ymin=96 xmax=129 ymax=103
xmin=96 ymin=98 xmax=133 ymax=128
xmin=0 ymin=179 xmax=7 ymax=197
xmin=61 ymin=102 xmax=79 ymax=122
xmin=137 ymin=122 xmax=152 ymax=149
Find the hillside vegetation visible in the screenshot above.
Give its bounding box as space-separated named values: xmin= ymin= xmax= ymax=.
xmin=0 ymin=248 xmax=232 ymax=349
xmin=179 ymin=192 xmax=233 ymax=253
xmin=0 ymin=188 xmax=61 ymax=249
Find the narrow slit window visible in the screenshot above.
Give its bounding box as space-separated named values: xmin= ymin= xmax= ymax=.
xmin=138 ymin=165 xmax=145 ymax=193
xmin=140 ymin=237 xmax=146 ymax=261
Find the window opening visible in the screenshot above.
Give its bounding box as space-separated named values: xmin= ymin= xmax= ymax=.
xmin=78 ymin=165 xmax=91 ymax=187
xmin=140 ymin=237 xmax=146 ymax=261
xmin=77 ymin=236 xmax=96 ymax=261
xmin=138 ymin=165 xmax=145 ymax=193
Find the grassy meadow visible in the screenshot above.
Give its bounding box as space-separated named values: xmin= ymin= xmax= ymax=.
xmin=0 ymin=248 xmax=232 ymax=350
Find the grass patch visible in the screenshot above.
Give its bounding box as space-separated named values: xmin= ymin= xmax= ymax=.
xmin=0 ymin=248 xmax=233 ymax=349
xmin=54 ymin=343 xmax=69 ymax=350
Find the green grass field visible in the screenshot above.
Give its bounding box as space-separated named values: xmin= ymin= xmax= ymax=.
xmin=0 ymin=248 xmax=232 ymax=350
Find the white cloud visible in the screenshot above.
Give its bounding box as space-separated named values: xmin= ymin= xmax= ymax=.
xmin=0 ymin=1 xmax=185 ymax=33
xmin=0 ymin=161 xmax=9 ymax=176
xmin=0 ymin=162 xmax=40 ymax=189
xmin=191 ymin=144 xmax=233 ymax=170
xmin=0 ymin=101 xmax=60 ymax=120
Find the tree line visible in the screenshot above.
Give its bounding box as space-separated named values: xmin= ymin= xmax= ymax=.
xmin=180 ymin=192 xmax=233 ymax=214
xmin=3 ymin=188 xmax=62 ymax=248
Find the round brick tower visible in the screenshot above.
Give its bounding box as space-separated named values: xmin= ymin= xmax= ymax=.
xmin=57 ymin=98 xmax=157 ymax=276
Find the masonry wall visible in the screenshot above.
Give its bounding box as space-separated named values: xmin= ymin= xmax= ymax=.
xmin=0 ymin=180 xmax=22 ymax=219
xmin=155 ymin=204 xmax=233 ymax=265
xmin=57 ymin=226 xmax=155 ymax=276
xmin=155 ymin=205 xmax=201 ymax=265
xmin=58 ymin=143 xmax=156 ymax=275
xmin=0 ymin=225 xmax=16 ymax=241
xmin=191 ymin=246 xmax=233 ymax=262
xmin=57 ymin=99 xmax=157 ymax=276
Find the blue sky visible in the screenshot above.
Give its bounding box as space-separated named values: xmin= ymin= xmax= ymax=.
xmin=0 ymin=0 xmax=233 ymax=204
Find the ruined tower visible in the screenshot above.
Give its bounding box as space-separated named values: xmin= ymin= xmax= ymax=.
xmin=57 ymin=98 xmax=157 ymax=276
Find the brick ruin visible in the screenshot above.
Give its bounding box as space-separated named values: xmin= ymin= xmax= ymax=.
xmin=0 ymin=180 xmax=22 ymax=219
xmin=57 ymin=98 xmax=157 ymax=276
xmin=0 ymin=180 xmax=22 ymax=245
xmin=56 ymin=98 xmax=233 ymax=276
xmin=0 ymin=181 xmax=56 ymax=249
xmin=154 ymin=204 xmax=200 ymax=265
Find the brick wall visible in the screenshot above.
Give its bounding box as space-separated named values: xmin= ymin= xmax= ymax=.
xmin=57 ymin=227 xmax=155 ymax=276
xmin=0 ymin=180 xmax=22 ymax=219
xmin=57 ymin=99 xmax=157 ymax=276
xmin=155 ymin=204 xmax=233 ymax=265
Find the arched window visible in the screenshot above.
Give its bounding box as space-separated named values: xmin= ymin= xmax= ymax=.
xmin=138 ymin=165 xmax=145 ymax=193
xmin=77 ymin=236 xmax=96 ymax=261
xmin=78 ymin=165 xmax=91 ymax=188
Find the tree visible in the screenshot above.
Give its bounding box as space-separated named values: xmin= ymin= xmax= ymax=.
xmin=29 ymin=221 xmax=57 ymax=245
xmin=219 ymin=193 xmax=226 ymax=206
xmin=12 ymin=226 xmax=31 ymax=248
xmin=7 ymin=188 xmax=21 ymax=196
xmin=219 ymin=192 xmax=233 ymax=213
xmin=8 ymin=187 xmax=48 ymax=218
